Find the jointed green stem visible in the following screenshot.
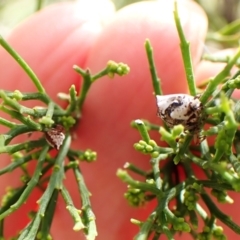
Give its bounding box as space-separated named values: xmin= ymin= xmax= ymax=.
xmin=0 ymin=139 xmax=46 ymax=154
xmin=73 ymin=166 xmax=97 ymax=239
xmin=73 ymin=66 xmax=92 ymax=112
xmin=151 ymin=157 xmax=162 ymax=190
xmin=0 ymin=150 xmax=41 ymax=176
xmin=201 ymin=192 xmax=240 ymax=234
xmin=0 ymin=117 xmax=16 ymax=128
xmin=0 ymin=36 xmax=47 ymax=95
xmin=145 ymin=39 xmax=162 ymax=95
xmin=173 ymin=2 xmax=196 ymax=96
xmin=135 ymin=120 xmax=151 ymax=143
xmin=61 ymin=185 xmax=85 ymax=231
xmin=124 ymin=162 xmax=148 ymax=177
xmin=0 ymin=105 xmax=41 ymax=130
xmin=117 ymin=169 xmax=162 ymax=195
xmin=134 ymin=211 xmax=157 ymax=240
xmin=0 ymin=145 xmax=49 ymax=221
xmin=201 ymin=48 xmax=240 ymax=104
xmin=39 ymin=189 xmax=58 ymax=239
xmin=18 ymin=135 xmax=71 ymax=240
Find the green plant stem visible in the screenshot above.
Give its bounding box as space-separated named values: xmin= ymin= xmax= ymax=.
xmin=117 ymin=169 xmax=161 ymax=195
xmin=73 ymin=166 xmax=97 ymax=240
xmin=0 ymin=145 xmax=49 ymax=221
xmin=140 ymin=120 xmax=161 ymax=131
xmin=0 ymin=117 xmax=16 ymax=128
xmin=65 ymin=85 xmax=78 ymax=115
xmin=73 ymin=66 xmax=92 ymax=112
xmin=189 ymin=210 xmax=198 ymax=230
xmin=134 ymin=211 xmax=157 ymax=240
xmin=0 ymin=186 xmax=27 ymax=225
xmin=0 ymin=139 xmax=46 ymax=154
xmin=0 ymin=150 xmax=41 ymax=176
xmin=4 ymin=125 xmax=36 ymax=145
xmin=207 ymin=33 xmax=240 ymax=45
xmin=203 ymin=54 xmax=240 ymax=67
xmin=0 ymin=105 xmax=42 ymax=130
xmin=151 ymin=158 xmax=162 ymax=190
xmin=201 ymin=192 xmax=240 ymax=234
xmin=135 ymin=119 xmax=151 ymax=143
xmin=61 ymin=185 xmax=85 ymax=231
xmin=230 ymin=153 xmax=240 ymax=173
xmin=162 ymin=225 xmax=174 ymax=240
xmin=0 ymin=90 xmax=36 ymax=115
xmin=0 ymin=36 xmax=46 ymax=95
xmin=173 ymin=135 xmax=192 ymax=164
xmin=189 ymin=152 xmax=239 ymax=186
xmin=194 ymin=180 xmax=233 ymax=191
xmin=218 ymin=19 xmax=240 ymax=35
xmin=162 ymin=182 xmax=186 ymax=206
xmin=39 ymin=189 xmax=59 ymax=239
xmin=3 ymin=91 xmax=50 ymax=103
xmin=201 ymin=48 xmax=240 ymax=104
xmin=173 ymin=2 xmax=196 ymax=96
xmin=19 ymin=135 xmax=71 ymax=240
xmin=124 ymin=162 xmax=147 ymax=177
xmin=145 ymin=39 xmax=162 ymax=95
xmin=91 ymin=68 xmax=109 ymax=81
xmin=45 ymin=102 xmax=55 ymax=119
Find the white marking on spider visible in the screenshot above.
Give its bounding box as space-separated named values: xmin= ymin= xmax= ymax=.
xmin=156 ymin=94 xmax=204 ymax=134
xmin=45 ymin=125 xmax=65 ymax=150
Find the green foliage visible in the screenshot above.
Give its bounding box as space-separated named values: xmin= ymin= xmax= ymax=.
xmin=117 ymin=3 xmax=240 ymax=240
xmin=0 ymin=35 xmax=129 ymax=239
xmin=1 ymin=1 xmax=240 ymax=240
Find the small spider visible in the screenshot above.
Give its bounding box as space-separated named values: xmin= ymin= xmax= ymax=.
xmin=156 ymin=94 xmax=204 ymax=140
xmin=45 ymin=125 xmax=65 ymax=150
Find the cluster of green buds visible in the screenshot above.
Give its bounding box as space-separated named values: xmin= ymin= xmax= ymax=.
xmin=184 ymin=189 xmax=199 ymax=211
xmin=211 ymin=189 xmax=233 ymax=204
xmin=198 ymin=226 xmax=227 ymax=240
xmin=106 ymin=60 xmax=130 ymax=78
xmin=124 ymin=187 xmax=146 ymax=207
xmin=134 ymin=139 xmax=159 ymax=158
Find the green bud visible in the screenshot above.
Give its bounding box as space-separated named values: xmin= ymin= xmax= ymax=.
xmin=1 ymin=187 xmax=15 ymax=207
xmin=124 ymin=188 xmax=145 ymax=207
xmin=12 ymin=90 xmax=23 ymax=101
xmin=192 ymin=182 xmax=202 ymax=192
xmin=80 ymin=149 xmax=97 ymax=162
xmin=139 ymin=140 xmax=147 ymax=146
xmin=172 ymin=125 xmax=184 ymax=136
xmin=12 ymin=152 xmax=23 ymax=161
xmin=151 ymin=151 xmax=159 ymax=158
xmin=149 ymin=140 xmax=157 ymax=147
xmin=146 ymin=179 xmax=154 ymax=184
xmin=182 ymin=222 xmax=191 ymax=232
xmin=133 ymin=143 xmax=144 ymax=151
xmin=60 ymin=116 xmax=76 ymax=129
xmin=107 ymin=71 xmax=115 ymax=78
xmin=39 ymin=116 xmax=54 ymax=126
xmin=145 ymin=145 xmax=153 ymax=152
xmin=107 ymin=61 xmax=130 ymax=77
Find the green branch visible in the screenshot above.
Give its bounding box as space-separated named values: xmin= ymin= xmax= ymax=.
xmin=173 ymin=2 xmax=196 ymax=96
xmin=0 ymin=36 xmax=46 ymax=94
